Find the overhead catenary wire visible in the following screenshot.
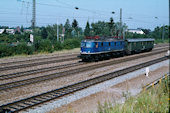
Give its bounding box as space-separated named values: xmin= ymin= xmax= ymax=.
xmin=17 ymin=0 xmax=118 ymax=16
xmin=2 ymin=10 xmax=165 ymax=22
xmin=0 ymin=0 xmax=168 ymax=28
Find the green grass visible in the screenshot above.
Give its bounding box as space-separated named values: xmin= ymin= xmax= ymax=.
xmin=0 ymin=48 xmax=80 ymax=59
xmin=97 ymin=76 xmax=169 ymax=113
xmin=155 ymin=39 xmax=169 ymax=44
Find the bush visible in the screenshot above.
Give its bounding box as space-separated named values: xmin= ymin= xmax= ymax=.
xmin=155 ymin=39 xmax=169 ymax=44
xmin=53 ymin=41 xmax=63 ymax=51
xmin=15 ymin=43 xmax=33 ymax=55
xmin=0 ymin=44 xmax=13 ymax=57
xmin=38 ymin=39 xmax=53 ymax=53
xmin=63 ymin=38 xmax=80 ymax=50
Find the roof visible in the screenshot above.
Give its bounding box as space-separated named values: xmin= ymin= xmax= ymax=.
xmin=83 ymin=38 xmax=124 ymax=42
xmin=128 ymin=29 xmax=142 ymax=31
xmin=0 ymin=29 xmax=5 ymax=34
xmin=128 ymin=29 xmax=145 ymax=34
xmin=83 ymin=36 xmax=124 ymax=42
xmin=126 ymin=38 xmax=155 ymax=42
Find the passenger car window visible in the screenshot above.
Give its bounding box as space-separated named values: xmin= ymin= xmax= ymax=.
xmin=134 ymin=42 xmax=136 ymax=46
xmin=101 ymin=42 xmax=103 ymax=46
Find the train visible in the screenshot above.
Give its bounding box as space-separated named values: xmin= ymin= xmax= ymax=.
xmin=78 ymin=36 xmax=154 ymax=61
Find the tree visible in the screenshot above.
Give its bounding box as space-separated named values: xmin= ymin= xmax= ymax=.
xmin=21 ymin=25 xmax=24 ymax=32
xmin=141 ymin=29 xmax=151 ymax=35
xmin=91 ymin=21 xmax=110 ymax=36
xmin=0 ymin=26 xmax=8 ymax=29
xmin=72 ymin=19 xmax=78 ymax=29
xmin=41 ymin=27 xmax=48 ymax=39
xmin=108 ymin=17 xmax=115 ymax=36
xmin=151 ymin=25 xmax=169 ymax=39
xmin=84 ymin=21 xmax=90 ymax=37
xmin=72 ymin=19 xmax=78 ymax=37
xmin=64 ymin=19 xmax=72 ymax=39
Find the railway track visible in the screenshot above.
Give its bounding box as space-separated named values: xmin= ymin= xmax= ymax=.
xmin=0 ymin=56 xmax=79 ymax=72
xmin=0 ymin=62 xmax=84 ymax=80
xmin=0 ymin=45 xmax=168 ymax=72
xmin=0 ymin=47 xmax=168 ymax=80
xmin=0 ymin=53 xmax=78 ymax=67
xmin=0 ymin=56 xmax=169 ymax=113
xmin=0 ymin=49 xmax=168 ymax=91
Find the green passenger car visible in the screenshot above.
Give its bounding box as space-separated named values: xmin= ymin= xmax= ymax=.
xmin=125 ymin=38 xmax=155 ymax=54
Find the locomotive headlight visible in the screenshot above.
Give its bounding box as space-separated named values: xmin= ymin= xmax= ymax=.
xmin=88 ymin=51 xmax=90 ymax=53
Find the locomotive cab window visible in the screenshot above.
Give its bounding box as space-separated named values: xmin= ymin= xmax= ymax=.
xmin=101 ymin=42 xmax=103 ymax=47
xmin=81 ymin=42 xmax=86 ymax=47
xmin=86 ymin=42 xmax=92 ymax=48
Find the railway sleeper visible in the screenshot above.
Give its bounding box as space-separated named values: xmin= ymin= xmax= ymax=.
xmin=8 ymin=105 xmax=21 ymax=110
xmin=117 ymin=71 xmax=124 ymax=75
xmin=3 ymin=107 xmax=16 ymax=113
xmin=50 ymin=92 xmax=59 ymax=95
xmin=38 ymin=97 xmax=49 ymax=100
xmin=83 ymin=83 xmax=93 ymax=88
xmin=16 ymin=104 xmax=27 ymax=108
xmin=33 ymin=98 xmax=44 ymax=102
xmin=49 ymin=94 xmax=58 ymax=97
xmin=49 ymin=93 xmax=62 ymax=97
xmin=102 ymin=75 xmax=109 ymax=80
xmin=75 ymin=85 xmax=86 ymax=89
xmin=43 ymin=95 xmax=54 ymax=99
xmin=50 ymin=93 xmax=66 ymax=97
xmin=24 ymin=100 xmax=39 ymax=105
xmin=57 ymin=90 xmax=70 ymax=94
xmin=30 ymin=100 xmax=40 ymax=104
xmin=8 ymin=106 xmax=18 ymax=110
xmin=71 ymin=87 xmax=82 ymax=91
xmin=62 ymin=88 xmax=76 ymax=92
xmin=22 ymin=102 xmax=32 ymax=106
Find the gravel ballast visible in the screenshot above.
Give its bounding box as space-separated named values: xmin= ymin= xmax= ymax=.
xmin=22 ymin=59 xmax=169 ymax=113
xmin=0 ymin=52 xmax=167 ymax=105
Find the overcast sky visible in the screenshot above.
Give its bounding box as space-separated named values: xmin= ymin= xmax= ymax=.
xmin=0 ymin=0 xmax=169 ymax=30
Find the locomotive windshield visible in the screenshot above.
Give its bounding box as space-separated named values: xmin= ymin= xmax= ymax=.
xmin=81 ymin=41 xmax=93 ymax=48
xmin=81 ymin=42 xmax=86 ymax=47
xmin=86 ymin=42 xmax=92 ymax=48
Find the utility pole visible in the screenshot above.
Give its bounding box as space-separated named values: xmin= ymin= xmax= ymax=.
xmin=162 ymin=25 xmax=165 ymax=40
xmin=57 ymin=20 xmax=59 ymax=41
xmin=169 ymin=0 xmax=170 ymax=27
xmin=32 ymin=0 xmax=36 ymax=31
xmin=120 ymin=8 xmax=122 ymax=38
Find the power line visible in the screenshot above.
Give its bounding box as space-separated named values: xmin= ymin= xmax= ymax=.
xmin=17 ymin=0 xmax=114 ymax=15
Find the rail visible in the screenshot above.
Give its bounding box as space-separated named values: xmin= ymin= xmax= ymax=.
xmin=0 ymin=49 xmax=168 ymax=91
xmin=0 ymin=56 xmax=169 ymax=113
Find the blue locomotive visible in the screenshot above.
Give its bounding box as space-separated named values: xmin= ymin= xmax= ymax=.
xmin=79 ymin=36 xmax=154 ymax=61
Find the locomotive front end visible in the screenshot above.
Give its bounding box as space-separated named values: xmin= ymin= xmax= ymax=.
xmin=79 ymin=40 xmax=95 ymax=61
